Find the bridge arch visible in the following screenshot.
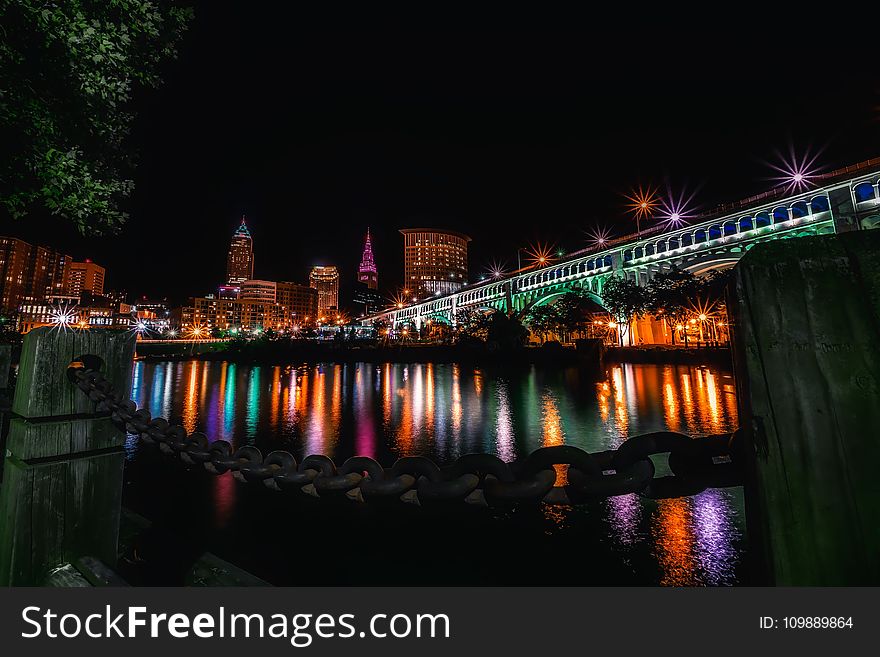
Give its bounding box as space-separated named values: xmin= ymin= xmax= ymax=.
xmin=810 ymin=195 xmax=830 ymax=212
xmin=772 ymin=206 xmax=790 ymax=223
xmin=514 ymin=281 xmax=606 ymax=320
xmin=854 ymin=181 xmax=877 ymax=203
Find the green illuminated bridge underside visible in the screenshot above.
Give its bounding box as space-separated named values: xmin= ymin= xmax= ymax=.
xmin=363 ymin=161 xmax=880 ymax=329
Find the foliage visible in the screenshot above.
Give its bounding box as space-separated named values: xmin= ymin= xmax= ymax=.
xmin=0 ymin=0 xmax=193 ymax=233
xmin=646 ymin=267 xmax=732 ymax=344
xmin=524 ymin=304 xmax=561 ymax=341
xmin=554 ymin=289 xmax=602 ymax=338
xmin=485 ymin=311 xmax=528 ymax=349
xmin=645 ymin=267 xmax=701 ymax=344
xmin=601 ymin=275 xmax=649 ymax=345
xmin=453 ymin=308 xmax=492 ymax=342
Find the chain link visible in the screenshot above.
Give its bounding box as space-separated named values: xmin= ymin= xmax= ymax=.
xmin=70 ymin=364 xmax=743 ymax=507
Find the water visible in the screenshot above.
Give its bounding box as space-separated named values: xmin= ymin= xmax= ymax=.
xmin=123 ymin=359 xmax=747 ymax=586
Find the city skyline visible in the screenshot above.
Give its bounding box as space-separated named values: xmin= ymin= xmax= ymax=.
xmin=1 ymin=10 xmax=878 ymax=305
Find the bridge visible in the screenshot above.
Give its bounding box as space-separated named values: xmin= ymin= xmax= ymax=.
xmin=364 ymin=159 xmax=880 ymax=329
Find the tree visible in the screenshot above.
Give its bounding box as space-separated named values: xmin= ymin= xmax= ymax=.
xmin=453 ymin=308 xmax=492 ymax=342
xmin=554 ymin=289 xmax=601 ymax=339
xmin=485 ymin=311 xmax=528 ymax=349
xmin=601 ymin=276 xmax=649 ymax=346
xmin=646 ymin=267 xmax=701 ymax=345
xmin=524 ymin=304 xmax=560 ymax=342
xmin=0 ymin=1 xmax=193 ymax=233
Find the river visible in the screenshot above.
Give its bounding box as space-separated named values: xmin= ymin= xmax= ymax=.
xmin=122 ymin=359 xmax=747 ymax=586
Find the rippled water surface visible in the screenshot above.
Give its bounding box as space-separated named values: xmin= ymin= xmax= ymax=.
xmin=126 ymin=359 xmax=747 ymax=586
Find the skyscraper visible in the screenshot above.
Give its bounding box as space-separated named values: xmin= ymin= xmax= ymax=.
xmin=309 ymin=265 xmax=339 ymax=317
xmin=67 ymin=260 xmax=106 ymax=297
xmin=226 ymin=217 xmax=254 ymax=284
xmin=400 ymin=228 xmax=470 ymax=297
xmin=358 ymin=228 xmax=378 ymax=289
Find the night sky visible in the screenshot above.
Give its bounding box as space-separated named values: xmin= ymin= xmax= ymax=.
xmin=2 ymin=8 xmax=878 ymax=309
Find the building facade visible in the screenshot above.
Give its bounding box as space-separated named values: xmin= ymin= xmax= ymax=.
xmin=309 ymin=265 xmax=339 ymax=317
xmin=399 ymin=228 xmax=470 ymax=297
xmin=66 ymin=260 xmax=106 ymax=297
xmin=226 ymin=217 xmax=254 ymax=284
xmin=358 ymin=228 xmax=378 ymax=289
xmin=0 ymin=237 xmax=71 ymax=312
xmin=276 ymin=281 xmax=318 ymax=327
xmin=240 ymin=279 xmax=276 ymax=303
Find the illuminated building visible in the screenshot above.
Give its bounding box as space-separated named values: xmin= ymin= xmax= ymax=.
xmin=0 ymin=237 xmax=71 ymax=311
xmin=240 ymin=279 xmax=276 ymax=303
xmin=309 ymin=266 xmax=339 ymax=316
xmin=276 ymin=281 xmax=317 ymax=327
xmin=358 ymin=228 xmax=378 ymax=289
xmin=67 ymin=260 xmax=106 ymax=297
xmin=400 ymin=228 xmax=470 ymax=296
xmin=217 ymin=284 xmax=240 ymax=299
xmin=17 ymin=291 xmax=133 ymax=333
xmin=226 ymin=217 xmax=254 ymax=284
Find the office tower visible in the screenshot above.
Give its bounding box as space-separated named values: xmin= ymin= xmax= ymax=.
xmin=226 ymin=216 xmax=254 ymax=284
xmin=309 ymin=265 xmax=339 ymax=317
xmin=358 ymin=228 xmax=378 ymax=289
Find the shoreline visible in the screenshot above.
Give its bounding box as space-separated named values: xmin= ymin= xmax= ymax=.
xmin=134 ymin=341 xmax=731 ymax=368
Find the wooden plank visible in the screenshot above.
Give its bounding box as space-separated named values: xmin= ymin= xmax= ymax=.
xmin=731 ymin=230 xmax=880 ymax=585
xmin=12 ymin=327 xmax=136 ymax=418
xmin=0 ymin=451 xmax=123 ymax=585
xmin=5 ymin=417 xmax=123 ymax=461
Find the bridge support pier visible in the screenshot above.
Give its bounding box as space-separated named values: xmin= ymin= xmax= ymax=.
xmin=730 ymin=230 xmax=880 ymax=585
xmin=0 ymin=328 xmax=135 ymax=585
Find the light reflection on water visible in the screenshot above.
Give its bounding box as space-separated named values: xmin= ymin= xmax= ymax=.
xmin=130 ymin=359 xmax=744 ymax=585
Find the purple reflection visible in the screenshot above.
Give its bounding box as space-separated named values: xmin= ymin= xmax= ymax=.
xmin=691 ymin=488 xmax=740 ymax=585
xmin=606 ymin=493 xmax=642 ymax=546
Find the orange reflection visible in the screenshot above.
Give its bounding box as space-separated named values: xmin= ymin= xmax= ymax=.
xmin=541 ymin=390 xmax=567 ymax=485
xmin=451 ymin=364 xmax=462 ymax=441
xmin=653 ymin=497 xmax=698 ymax=586
xmin=610 ymin=366 xmax=629 ymax=434
xmin=182 ymin=361 xmax=199 ymax=434
xmin=269 ymin=366 xmax=281 ymax=433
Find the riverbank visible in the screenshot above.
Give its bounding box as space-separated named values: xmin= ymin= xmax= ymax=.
xmin=606 ymin=345 xmax=732 ymax=366
xmin=135 ymin=339 xmax=730 ymax=367
xmin=138 ymin=341 xmax=605 ymax=368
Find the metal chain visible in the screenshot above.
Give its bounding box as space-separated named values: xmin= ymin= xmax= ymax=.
xmin=69 ymin=364 xmax=743 ymax=507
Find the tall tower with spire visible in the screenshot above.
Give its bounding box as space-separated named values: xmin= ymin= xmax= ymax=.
xmin=226 ymin=216 xmax=254 ymax=285
xmin=358 ymin=228 xmax=378 ymax=289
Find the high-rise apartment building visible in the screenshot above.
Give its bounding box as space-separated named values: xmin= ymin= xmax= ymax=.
xmin=0 ymin=236 xmax=71 ymax=311
xmin=309 ymin=266 xmax=339 ymax=317
xmin=226 ymin=217 xmax=254 ymax=284
xmin=358 ymin=228 xmax=378 ymax=289
xmin=400 ymin=228 xmax=470 ymax=297
xmin=67 ymin=260 xmax=106 ymax=297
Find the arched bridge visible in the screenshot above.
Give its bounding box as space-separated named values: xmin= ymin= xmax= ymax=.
xmin=363 ymin=160 xmax=880 ymax=329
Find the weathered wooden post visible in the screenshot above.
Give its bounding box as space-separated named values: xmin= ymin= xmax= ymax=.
xmin=0 ymin=328 xmax=135 ymax=585
xmin=730 ymin=230 xmax=880 ymax=585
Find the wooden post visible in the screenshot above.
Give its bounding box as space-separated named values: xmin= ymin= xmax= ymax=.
xmin=730 ymin=230 xmax=880 ymax=585
xmin=0 ymin=328 xmax=135 ymax=585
